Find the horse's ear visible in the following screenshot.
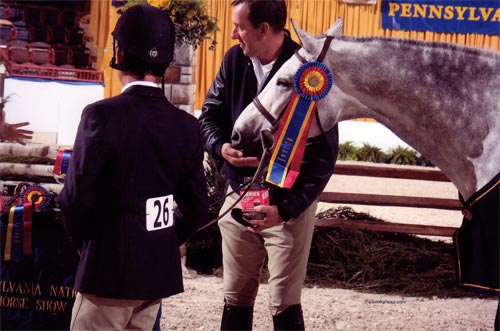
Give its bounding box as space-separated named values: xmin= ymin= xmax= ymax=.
xmin=291 ymin=19 xmax=316 ymax=51
xmin=326 ymin=18 xmax=343 ymax=37
xmin=290 ymin=19 xmax=306 ymax=40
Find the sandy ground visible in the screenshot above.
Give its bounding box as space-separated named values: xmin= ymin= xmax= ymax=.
xmin=159 ymin=275 xmax=497 ymax=331
xmin=159 ymin=164 xmax=498 ymax=330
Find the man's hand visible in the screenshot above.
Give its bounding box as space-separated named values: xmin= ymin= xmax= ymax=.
xmin=1 ymin=121 xmax=33 ymax=145
xmin=246 ymin=205 xmax=284 ymax=233
xmin=221 ymin=143 xmax=259 ymax=168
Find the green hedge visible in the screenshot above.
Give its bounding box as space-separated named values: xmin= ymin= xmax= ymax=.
xmin=338 ymin=141 xmax=434 ymax=167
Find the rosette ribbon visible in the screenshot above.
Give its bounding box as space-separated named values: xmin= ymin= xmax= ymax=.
xmin=266 ymin=61 xmax=333 ymax=188
xmin=20 ymin=184 xmax=50 ymax=212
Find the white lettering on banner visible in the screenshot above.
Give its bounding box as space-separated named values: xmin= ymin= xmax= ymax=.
xmin=145 ymin=195 xmax=174 ymax=231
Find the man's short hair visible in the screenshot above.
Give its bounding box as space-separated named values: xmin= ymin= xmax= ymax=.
xmin=231 ymin=0 xmax=287 ymax=32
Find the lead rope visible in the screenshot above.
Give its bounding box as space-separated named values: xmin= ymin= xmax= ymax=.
xmin=196 ymin=132 xmax=273 ymax=232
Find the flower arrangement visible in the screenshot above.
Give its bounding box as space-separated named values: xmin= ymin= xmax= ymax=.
xmin=117 ymin=0 xmax=218 ymax=50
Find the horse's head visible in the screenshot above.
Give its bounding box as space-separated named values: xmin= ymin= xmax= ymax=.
xmin=231 ymin=18 xmax=367 ymax=154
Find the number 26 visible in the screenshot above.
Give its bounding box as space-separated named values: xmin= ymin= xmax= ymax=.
xmin=146 ymin=194 xmax=173 ymax=231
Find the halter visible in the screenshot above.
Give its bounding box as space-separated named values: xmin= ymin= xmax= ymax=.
xmin=253 ymin=35 xmax=334 ymax=132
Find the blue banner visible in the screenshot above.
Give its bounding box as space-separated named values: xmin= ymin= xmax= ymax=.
xmin=381 ymin=0 xmax=500 ymax=35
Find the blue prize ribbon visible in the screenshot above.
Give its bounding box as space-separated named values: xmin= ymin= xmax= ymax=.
xmin=61 ymin=150 xmax=72 ymax=173
xmin=4 ymin=205 xmax=24 ymax=262
xmin=3 ymin=207 xmax=15 ymax=261
xmin=11 ymin=205 xmax=24 ymax=262
xmin=59 ymin=150 xmax=72 ymax=182
xmin=267 ymin=96 xmax=316 ymax=187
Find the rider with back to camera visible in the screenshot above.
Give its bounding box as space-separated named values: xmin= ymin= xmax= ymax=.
xmin=58 ymin=4 xmax=208 ymax=330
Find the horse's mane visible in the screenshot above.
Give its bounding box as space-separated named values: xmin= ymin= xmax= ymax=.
xmin=336 ymin=35 xmax=499 ymax=60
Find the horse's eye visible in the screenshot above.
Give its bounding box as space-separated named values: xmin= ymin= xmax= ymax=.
xmin=277 ymin=79 xmax=291 ymax=87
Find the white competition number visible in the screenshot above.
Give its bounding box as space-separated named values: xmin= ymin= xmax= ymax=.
xmin=146 ymin=194 xmax=174 ymax=231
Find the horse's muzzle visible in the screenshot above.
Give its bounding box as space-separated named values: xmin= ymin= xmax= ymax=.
xmin=231 ymin=129 xmax=273 ymax=158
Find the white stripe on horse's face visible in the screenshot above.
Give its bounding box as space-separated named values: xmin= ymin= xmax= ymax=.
xmin=231 ymin=55 xmax=301 ymax=155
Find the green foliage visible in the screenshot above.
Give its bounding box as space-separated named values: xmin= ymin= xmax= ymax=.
xmin=356 ymin=142 xmax=386 ymax=163
xmin=386 ymin=146 xmax=418 ymax=165
xmin=119 ymin=0 xmax=218 ymax=49
xmin=185 ymin=152 xmax=227 ymax=273
xmin=203 ymin=152 xmax=228 ymax=220
xmin=338 ymin=141 xmax=357 ymax=161
xmin=337 ymin=142 xmax=428 ymax=166
xmin=416 ymin=153 xmax=434 ymax=167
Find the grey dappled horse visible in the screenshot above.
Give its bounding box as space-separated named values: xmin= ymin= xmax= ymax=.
xmin=232 ymin=19 xmax=500 ymax=202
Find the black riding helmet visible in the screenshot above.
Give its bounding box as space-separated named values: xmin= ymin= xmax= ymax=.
xmin=110 ymin=4 xmax=175 ymax=77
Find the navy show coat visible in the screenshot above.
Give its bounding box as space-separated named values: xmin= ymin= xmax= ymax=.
xmin=59 ymin=85 xmax=208 ymax=300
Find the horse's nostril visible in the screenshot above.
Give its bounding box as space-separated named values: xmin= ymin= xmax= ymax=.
xmin=231 ymin=131 xmax=241 ymax=146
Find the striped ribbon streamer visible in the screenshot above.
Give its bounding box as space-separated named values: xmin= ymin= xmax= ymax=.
xmin=266 ymin=93 xmax=317 ymax=188
xmin=3 ymin=204 xmax=33 ymax=261
xmin=53 ymin=149 xmax=73 ymax=184
xmin=4 ymin=205 xmax=25 ymax=262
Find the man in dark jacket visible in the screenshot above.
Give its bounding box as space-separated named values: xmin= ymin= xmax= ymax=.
xmin=58 ymin=4 xmax=208 ymax=330
xmin=198 ymin=0 xmax=338 ymax=330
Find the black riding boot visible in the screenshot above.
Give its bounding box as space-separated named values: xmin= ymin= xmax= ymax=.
xmin=220 ymin=303 xmax=254 ymax=331
xmin=272 ymin=304 xmax=305 ymax=331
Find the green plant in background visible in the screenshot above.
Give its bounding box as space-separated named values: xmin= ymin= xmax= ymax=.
xmin=338 ymin=141 xmax=358 ymax=161
xmin=386 ymin=146 xmax=418 ymax=165
xmin=185 ymin=152 xmax=227 ymax=273
xmin=416 ymin=152 xmax=434 ymax=167
xmin=338 ymin=141 xmax=435 ymax=166
xmin=118 ymin=0 xmax=218 ymax=50
xmin=356 ymin=142 xmax=386 ymax=163
xmin=0 ymin=95 xmax=11 ymax=111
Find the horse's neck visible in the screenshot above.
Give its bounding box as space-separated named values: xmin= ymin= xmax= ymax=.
xmin=329 ymin=37 xmax=500 ymax=200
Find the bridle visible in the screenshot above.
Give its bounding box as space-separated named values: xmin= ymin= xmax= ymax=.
xmin=197 ymin=35 xmax=334 ymax=232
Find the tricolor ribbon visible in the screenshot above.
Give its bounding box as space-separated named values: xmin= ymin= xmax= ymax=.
xmin=20 ymin=185 xmax=49 ymax=212
xmin=266 ymin=61 xmax=333 ymax=188
xmin=3 ymin=204 xmax=32 ymax=262
xmin=266 ymin=94 xmax=316 ymax=188
xmin=53 ymin=149 xmax=73 ymax=184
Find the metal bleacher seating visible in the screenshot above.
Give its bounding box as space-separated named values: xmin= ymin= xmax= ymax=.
xmin=12 ymin=21 xmax=30 ymax=41
xmin=7 ymin=39 xmax=29 ymax=63
xmin=24 ymin=5 xmax=43 ymax=25
xmin=44 ymin=7 xmax=62 ymax=25
xmin=28 ymin=41 xmax=53 ymax=65
xmin=52 ymin=43 xmax=72 ymax=66
xmin=31 ymin=23 xmax=49 ymax=43
xmin=48 ymin=24 xmax=68 ymax=44
xmin=0 ymin=19 xmax=16 ymax=42
xmin=72 ymin=44 xmax=91 ymax=68
xmin=0 ymin=1 xmax=102 ymax=83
